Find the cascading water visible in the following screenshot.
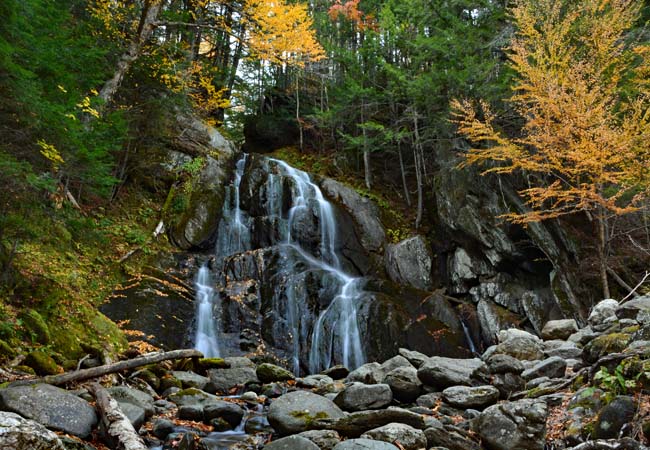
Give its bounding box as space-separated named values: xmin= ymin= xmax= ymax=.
xmin=195 ymin=153 xmax=366 ymax=374
xmin=194 ymin=264 xmax=221 ymax=358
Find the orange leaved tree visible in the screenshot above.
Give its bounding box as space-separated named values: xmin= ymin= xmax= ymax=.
xmin=452 ymin=0 xmax=650 ymax=299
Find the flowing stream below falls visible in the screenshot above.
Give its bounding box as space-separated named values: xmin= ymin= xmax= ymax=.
xmin=193 ymin=154 xmax=366 ymax=374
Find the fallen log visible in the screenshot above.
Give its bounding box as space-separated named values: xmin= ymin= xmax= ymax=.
xmin=9 ymin=348 xmax=202 ymax=387
xmin=89 ymin=382 xmax=148 ymax=450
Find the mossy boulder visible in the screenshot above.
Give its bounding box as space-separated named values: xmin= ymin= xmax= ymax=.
xmin=20 ymin=310 xmax=50 ymax=345
xmin=256 ymin=363 xmax=295 ymax=383
xmin=24 ymin=350 xmax=60 ymax=375
xmin=0 ymin=339 xmax=16 ymax=360
xmin=583 ymin=333 xmax=631 ymax=363
xmin=197 ymin=358 xmax=229 ymax=371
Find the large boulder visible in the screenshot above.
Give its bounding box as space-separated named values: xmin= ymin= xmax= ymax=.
xmin=541 ymin=319 xmax=579 ymax=340
xmin=417 ymin=357 xmax=488 ymax=389
xmin=477 ymin=300 xmax=521 ymax=346
xmin=268 ymin=391 xmax=345 ymax=436
xmin=333 ymin=438 xmax=400 ymax=450
xmin=382 ymin=366 xmax=423 ymax=403
xmin=494 ymin=329 xmax=544 ymax=361
xmin=588 ymin=299 xmax=619 ymax=330
xmin=360 ymin=423 xmax=427 ymax=450
xmin=384 ymin=235 xmax=433 ymax=291
xmin=333 ymin=383 xmax=393 ymax=412
xmin=0 ymin=384 xmax=97 ymax=438
xmin=616 ymin=295 xmax=650 ymax=320
xmin=314 ymin=408 xmax=426 ymax=438
xmin=107 ymin=386 xmax=155 ymax=418
xmin=441 ymin=385 xmax=500 ymax=409
xmin=520 ymin=356 xmax=567 ymax=381
xmin=265 ymin=435 xmax=320 ymax=450
xmin=0 ymin=411 xmax=65 ymax=450
xmin=477 ymin=399 xmax=547 ymax=450
xmin=207 ymin=366 xmax=260 ymax=393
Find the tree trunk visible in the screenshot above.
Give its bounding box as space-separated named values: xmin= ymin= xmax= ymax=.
xmin=361 ymin=99 xmax=371 ymax=189
xmin=89 ymin=382 xmax=148 ymax=450
xmin=398 ymin=142 xmax=411 ymax=207
xmin=296 ymin=71 xmax=303 ymax=151
xmin=9 ymin=349 xmax=202 ymax=387
xmin=412 ymin=109 xmax=423 ymax=229
xmin=597 ymin=209 xmax=611 ymax=299
xmin=98 ymin=0 xmax=164 ymax=108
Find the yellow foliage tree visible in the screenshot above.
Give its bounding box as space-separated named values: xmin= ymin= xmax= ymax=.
xmin=452 ymin=0 xmax=650 ymax=298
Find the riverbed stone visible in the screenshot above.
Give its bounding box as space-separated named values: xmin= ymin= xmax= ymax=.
xmin=0 ymin=411 xmax=65 ymax=450
xmin=477 ymin=399 xmax=548 ymax=450
xmin=617 ymin=295 xmax=650 ymax=320
xmin=333 ymin=438 xmax=399 ymax=450
xmin=541 ymin=319 xmax=579 ymax=340
xmin=417 ymin=356 xmax=487 ymax=389
xmin=298 ymin=430 xmax=341 ymax=450
xmin=268 ymin=390 xmax=345 ymax=435
xmin=313 ymin=407 xmax=426 ymax=438
xmin=172 ymin=371 xmax=210 ymax=390
xmin=334 ymin=383 xmax=393 ymax=411
xmin=424 ymin=426 xmax=482 ymax=450
xmin=383 ymin=366 xmax=423 ymax=403
xmin=256 ymin=363 xmax=295 ymax=383
xmin=207 ymin=366 xmax=259 ymax=393
xmin=204 ymin=401 xmax=245 ymax=427
xmin=264 ymin=435 xmax=320 ymax=450
xmin=118 ymin=402 xmax=146 ymax=430
xmin=520 ymin=356 xmax=567 ymax=381
xmin=346 ymin=362 xmax=385 ymax=384
xmin=442 ymin=385 xmax=500 ymax=409
xmin=486 ymin=354 xmax=524 ymax=374
xmin=494 ymin=328 xmax=544 ymax=360
xmin=589 ymin=299 xmax=619 ymax=330
xmin=361 ymin=423 xmax=427 ymax=450
xmin=593 ymin=395 xmax=636 ymax=439
xmin=107 ymin=386 xmax=155 ymax=418
xmin=398 ymin=348 xmax=429 ymax=368
xmin=0 ymin=384 xmax=97 ymax=438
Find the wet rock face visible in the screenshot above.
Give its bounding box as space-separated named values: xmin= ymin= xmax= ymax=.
xmin=384 ymin=235 xmax=433 ymax=291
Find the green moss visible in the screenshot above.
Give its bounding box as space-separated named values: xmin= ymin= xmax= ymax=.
xmin=197 ymin=357 xmax=229 ymax=370
xmin=14 ymin=365 xmax=35 ymax=375
xmin=585 ymin=333 xmax=631 ymax=362
xmin=0 ymin=339 xmax=16 ymax=360
xmin=24 ymin=350 xmax=60 ymax=375
xmin=20 ymin=310 xmax=50 ymax=344
xmin=289 ymin=410 xmax=330 ymax=427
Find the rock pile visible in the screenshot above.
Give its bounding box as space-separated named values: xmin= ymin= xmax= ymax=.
xmin=2 ymin=296 xmax=650 ymax=449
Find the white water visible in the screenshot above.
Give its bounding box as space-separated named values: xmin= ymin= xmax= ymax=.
xmin=269 ymin=159 xmax=365 ymax=373
xmin=194 ymin=264 xmax=221 ymax=358
xmin=194 ymin=154 xmax=366 ymax=373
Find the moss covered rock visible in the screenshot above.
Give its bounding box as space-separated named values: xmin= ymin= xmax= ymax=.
xmin=583 ymin=333 xmax=631 ymax=363
xmin=20 ymin=310 xmax=50 ymax=345
xmin=24 ymin=350 xmax=60 ymax=375
xmin=0 ymin=339 xmax=16 ymax=360
xmin=256 ymin=363 xmax=295 ymax=383
xmin=198 ymin=358 xmax=229 ymax=371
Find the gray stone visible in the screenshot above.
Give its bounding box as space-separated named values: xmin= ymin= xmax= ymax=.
xmin=207 ymin=366 xmax=259 ymax=393
xmin=0 ymin=411 xmax=65 ymax=450
xmin=543 ymin=341 xmax=583 ymax=359
xmin=448 ymin=247 xmax=494 ymax=294
xmin=361 ymin=423 xmax=427 ymax=450
xmin=383 ymin=366 xmax=423 ymax=403
xmin=268 ymin=391 xmax=345 ymax=435
xmin=594 ymin=395 xmax=636 ymax=439
xmin=299 ymin=374 xmax=335 ymax=389
xmin=168 ymin=387 xmax=219 ymax=407
xmin=424 ymin=426 xmax=482 ymax=450
xmin=398 ymin=348 xmax=429 ymax=368
xmin=588 ymin=299 xmax=619 ymax=329
xmin=333 ymin=438 xmax=399 ymax=450
xmin=617 ymin=295 xmax=650 ymax=320
xmin=485 ymin=354 xmax=524 ymax=374
xmin=178 ymin=404 xmax=203 ymax=421
xmin=541 ymin=319 xmax=579 ymax=340
xmin=477 ymin=399 xmax=547 ymax=450
xmin=298 ymin=430 xmax=341 ymax=450
xmin=224 ymin=356 xmax=255 ymax=368
xmin=107 ymin=386 xmax=155 ymax=418
xmin=442 ymin=385 xmax=500 ymax=409
xmin=153 ymin=418 xmax=175 ymax=439
xmin=256 ymin=363 xmax=295 ymax=383
xmin=520 ymin=356 xmax=567 ymax=381
xmin=380 ymin=355 xmax=413 ymax=373
xmin=334 ymin=383 xmax=393 ymax=412
xmin=416 ymin=393 xmax=442 ymax=409
xmin=0 ymin=384 xmax=97 ymax=438
xmin=264 ymin=435 xmax=320 ymax=450
xmin=314 ymin=407 xmax=426 ymax=438
xmin=568 ymin=326 xmax=599 ymax=346
xmin=204 ymin=401 xmax=245 ymax=427
xmin=322 ymin=366 xmax=350 ymax=380
xmin=494 ymin=328 xmax=544 ymax=360
xmin=491 ymin=372 xmax=526 ymax=399
xmin=417 ymin=357 xmax=487 ymax=389
xmin=477 ymin=300 xmax=521 ymax=346
xmin=171 ymin=371 xmax=210 ymax=390
xmin=384 ymin=235 xmax=433 ymax=290
xmin=118 ymin=402 xmax=146 ymax=430
xmin=346 ymin=362 xmax=385 ymax=385
xmin=320 ymin=178 xmax=386 ymax=253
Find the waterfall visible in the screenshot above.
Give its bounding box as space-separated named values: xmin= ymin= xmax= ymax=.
xmin=194 ymin=264 xmax=221 ymax=358
xmin=194 ymin=153 xmax=366 ymax=373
